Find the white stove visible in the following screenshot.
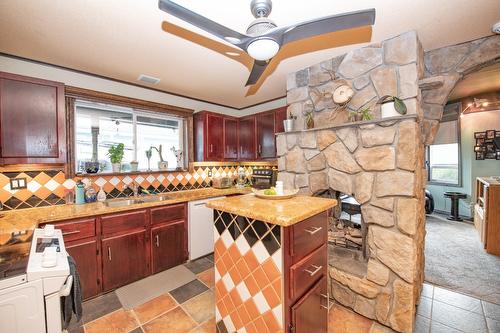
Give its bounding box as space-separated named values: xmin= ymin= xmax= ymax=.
xmin=0 ymin=226 xmax=72 ymax=333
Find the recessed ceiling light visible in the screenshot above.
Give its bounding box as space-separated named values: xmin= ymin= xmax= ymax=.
xmin=137 ymin=74 xmax=161 ymax=85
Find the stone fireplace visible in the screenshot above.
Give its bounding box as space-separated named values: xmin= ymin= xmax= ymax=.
xmin=277 ymin=31 xmax=427 ymax=333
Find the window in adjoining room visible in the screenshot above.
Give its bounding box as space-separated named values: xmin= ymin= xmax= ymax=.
xmin=426 ymin=103 xmax=461 ymax=186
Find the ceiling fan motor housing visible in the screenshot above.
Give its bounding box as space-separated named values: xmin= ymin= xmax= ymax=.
xmin=246 ymin=17 xmax=277 ymax=36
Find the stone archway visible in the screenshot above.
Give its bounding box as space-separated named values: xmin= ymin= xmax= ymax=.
xmin=421 ymin=35 xmax=500 ymax=144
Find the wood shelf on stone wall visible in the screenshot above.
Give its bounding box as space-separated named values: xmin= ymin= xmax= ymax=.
xmin=276 ymin=114 xmax=419 ymax=136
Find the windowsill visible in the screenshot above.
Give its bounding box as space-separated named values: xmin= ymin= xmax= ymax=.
xmin=76 ymin=168 xmax=188 ymax=177
xmin=427 ymin=181 xmax=462 ymax=187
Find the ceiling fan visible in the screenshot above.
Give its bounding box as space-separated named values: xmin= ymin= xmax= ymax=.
xmin=158 ymin=0 xmax=376 ymax=86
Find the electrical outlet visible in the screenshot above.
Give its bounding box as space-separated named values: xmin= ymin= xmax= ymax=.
xmin=208 ymin=170 xmax=212 ymax=177
xmin=10 ymin=177 xmax=27 ymax=190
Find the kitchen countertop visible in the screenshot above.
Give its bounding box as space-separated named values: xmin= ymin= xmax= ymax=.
xmin=206 ymin=194 xmax=337 ymax=227
xmin=0 ymin=187 xmax=252 ymax=238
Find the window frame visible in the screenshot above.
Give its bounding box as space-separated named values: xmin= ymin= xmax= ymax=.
xmin=65 ymin=86 xmax=193 ymax=177
xmin=426 ymin=102 xmax=462 ymax=187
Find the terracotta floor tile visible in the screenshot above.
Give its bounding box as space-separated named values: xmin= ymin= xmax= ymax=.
xmin=328 ymin=304 xmax=372 ymax=333
xmin=133 ymin=293 xmax=177 ymax=324
xmin=142 ymin=306 xmax=197 ymax=333
xmin=200 ymin=317 xmax=216 ymax=333
xmin=197 ymin=268 xmax=215 ymax=288
xmin=182 ymin=290 xmax=215 ymax=324
xmin=85 ymin=309 xmax=139 ymax=333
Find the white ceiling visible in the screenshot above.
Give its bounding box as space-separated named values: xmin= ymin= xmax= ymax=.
xmin=0 ymin=0 xmax=498 ymax=109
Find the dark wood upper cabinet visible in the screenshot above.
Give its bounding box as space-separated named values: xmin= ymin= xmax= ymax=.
xmin=194 ymin=107 xmax=285 ymax=161
xmin=0 ymin=72 xmax=66 ymax=164
xmin=224 ymin=117 xmax=238 ymax=160
xmin=194 ymin=111 xmax=224 ymax=161
xmin=238 ymin=116 xmax=256 ymax=160
xmin=274 ymin=107 xmax=287 ymax=134
xmin=256 ymin=111 xmax=276 ymax=159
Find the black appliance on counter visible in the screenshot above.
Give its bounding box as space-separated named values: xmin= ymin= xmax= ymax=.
xmin=251 ymin=169 xmax=277 ymax=189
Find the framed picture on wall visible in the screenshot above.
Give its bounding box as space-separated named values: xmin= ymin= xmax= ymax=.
xmin=486 ymin=143 xmax=496 ymax=153
xmin=476 ymin=151 xmax=485 ymax=160
xmin=476 ymin=138 xmax=485 ymax=145
xmin=474 ymin=145 xmax=485 ymax=152
xmin=496 ymin=131 xmax=500 ymax=138
xmin=486 ymin=130 xmax=496 ymax=139
xmin=475 ymin=132 xmax=486 ymax=139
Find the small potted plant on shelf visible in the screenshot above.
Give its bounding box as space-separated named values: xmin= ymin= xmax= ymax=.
xmin=349 ymin=106 xmax=373 ymax=122
xmin=283 ymin=111 xmax=296 ymax=132
xmin=151 ymin=145 xmax=168 ymax=170
xmin=377 ymin=95 xmax=407 ymax=118
xmin=304 ymin=110 xmax=314 ymax=129
xmin=107 ymin=143 xmax=124 ymax=172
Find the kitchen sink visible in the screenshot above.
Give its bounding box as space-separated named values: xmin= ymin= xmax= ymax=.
xmin=104 ymin=199 xmax=144 ymax=207
xmin=104 ymin=194 xmax=173 ymax=207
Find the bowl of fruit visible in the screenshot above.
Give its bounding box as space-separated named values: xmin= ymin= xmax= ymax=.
xmin=252 ymin=187 xmax=299 ymax=200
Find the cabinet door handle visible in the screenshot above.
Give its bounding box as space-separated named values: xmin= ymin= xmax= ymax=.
xmin=107 ymin=247 xmax=112 ymax=261
xmin=320 ymin=293 xmax=333 ymax=310
xmin=62 ymin=230 xmax=81 ymax=237
xmin=304 ymin=226 xmax=322 ymax=235
xmin=210 ymin=144 xmax=213 ymax=153
xmin=304 ymin=264 xmax=322 ymax=276
xmin=155 ymin=235 xmax=160 ymax=247
xmin=240 ymin=146 xmax=243 ymax=155
xmin=258 ymin=144 xmax=262 ymax=154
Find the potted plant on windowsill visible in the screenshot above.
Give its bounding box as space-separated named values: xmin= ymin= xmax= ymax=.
xmin=349 ymin=106 xmax=373 ymax=122
xmin=377 ymin=95 xmax=407 ymax=118
xmin=108 ymin=143 xmax=124 ymax=172
xmin=151 ymin=145 xmax=168 ymax=170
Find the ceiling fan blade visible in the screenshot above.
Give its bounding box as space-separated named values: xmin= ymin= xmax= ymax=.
xmin=245 ymin=61 xmax=269 ymax=86
xmin=266 ymin=8 xmax=376 ymax=46
xmin=158 ymin=0 xmax=250 ymax=48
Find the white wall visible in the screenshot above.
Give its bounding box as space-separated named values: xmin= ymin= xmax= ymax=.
xmin=0 ymin=55 xmax=285 ymax=116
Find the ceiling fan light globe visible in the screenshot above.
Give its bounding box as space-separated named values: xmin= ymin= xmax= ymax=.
xmin=247 ymin=39 xmax=280 ymax=61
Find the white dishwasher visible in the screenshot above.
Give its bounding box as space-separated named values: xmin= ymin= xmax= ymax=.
xmin=188 ymin=196 xmax=225 ymax=260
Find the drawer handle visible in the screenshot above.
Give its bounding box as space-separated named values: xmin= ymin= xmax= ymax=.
xmin=62 ymin=230 xmax=81 ymax=236
xmin=320 ymin=293 xmax=333 ymax=310
xmin=304 ymin=226 xmax=322 ymax=235
xmin=155 ymin=235 xmax=160 ymax=247
xmin=304 ymin=264 xmax=322 ymax=276
xmin=108 ymin=247 xmax=112 ymax=261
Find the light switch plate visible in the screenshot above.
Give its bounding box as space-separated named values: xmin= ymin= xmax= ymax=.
xmin=10 ymin=177 xmax=27 ymax=190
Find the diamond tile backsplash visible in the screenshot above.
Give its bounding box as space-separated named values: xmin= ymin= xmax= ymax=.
xmin=0 ymin=162 xmax=275 ymax=211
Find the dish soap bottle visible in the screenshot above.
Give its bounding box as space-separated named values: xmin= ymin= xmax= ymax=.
xmin=97 ymin=187 xmax=106 ymax=202
xmin=75 ymin=179 xmax=85 ymax=205
xmin=84 ymin=180 xmax=97 ymax=203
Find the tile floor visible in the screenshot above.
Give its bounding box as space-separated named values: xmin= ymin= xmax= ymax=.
xmin=69 ymin=256 xmax=500 ymax=333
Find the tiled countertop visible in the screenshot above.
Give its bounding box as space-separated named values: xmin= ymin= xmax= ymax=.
xmin=206 ymin=194 xmax=337 ymax=226
xmin=0 ymin=187 xmax=252 ymax=237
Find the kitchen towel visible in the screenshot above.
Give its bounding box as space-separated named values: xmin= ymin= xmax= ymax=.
xmin=62 ymin=255 xmax=82 ymax=329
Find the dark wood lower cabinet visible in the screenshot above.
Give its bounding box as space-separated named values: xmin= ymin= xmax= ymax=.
xmin=101 ymin=230 xmax=149 ymax=291
xmin=291 ymin=276 xmax=328 ymax=333
xmin=65 ymin=239 xmax=100 ymax=299
xmin=151 ymin=220 xmax=186 ymax=274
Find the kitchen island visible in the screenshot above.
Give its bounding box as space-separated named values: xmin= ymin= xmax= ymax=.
xmin=206 ymin=194 xmax=337 ymax=333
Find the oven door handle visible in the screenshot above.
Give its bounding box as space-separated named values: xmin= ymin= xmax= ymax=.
xmin=59 ymin=275 xmax=73 ymax=297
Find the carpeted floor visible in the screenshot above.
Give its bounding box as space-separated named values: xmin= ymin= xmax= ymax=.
xmin=425 ymin=214 xmax=500 ymax=305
